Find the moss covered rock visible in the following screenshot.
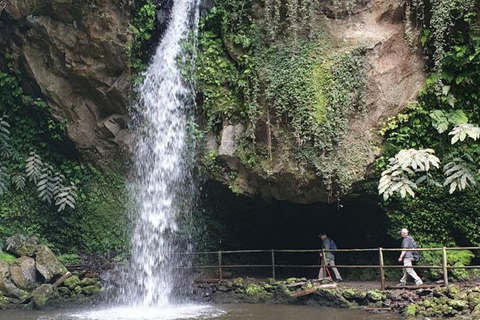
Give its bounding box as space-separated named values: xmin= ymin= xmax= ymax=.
xmin=80 ymin=277 xmax=98 ymax=287
xmin=32 ymin=284 xmax=58 ymax=310
xmin=57 ymin=286 xmax=71 ymax=298
xmin=64 ymin=275 xmax=81 ymax=290
xmin=232 ymin=278 xmax=244 ymax=287
xmin=10 ymin=257 xmax=36 ymax=290
xmin=0 ymin=261 xmax=28 ymax=300
xmin=366 ymin=290 xmax=384 ymax=302
xmin=35 ymin=245 xmax=67 ymax=282
xmin=4 ymin=234 xmax=38 ymax=257
xmin=245 ymin=283 xmax=263 ymax=295
xmin=82 ymin=285 xmax=100 ymax=295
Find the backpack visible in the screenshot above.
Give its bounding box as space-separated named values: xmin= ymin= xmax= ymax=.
xmin=408 ymin=236 xmax=420 ymax=261
xmin=329 ymin=239 xmax=337 ymax=252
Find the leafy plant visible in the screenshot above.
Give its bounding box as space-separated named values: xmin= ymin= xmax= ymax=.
xmin=57 ymin=253 xmax=80 ymax=265
xmin=429 ymin=110 xmax=468 ymax=133
xmin=449 ymin=124 xmax=480 ymax=144
xmin=379 ymin=149 xmax=440 ymax=200
xmin=443 ymin=156 xmax=476 ymax=194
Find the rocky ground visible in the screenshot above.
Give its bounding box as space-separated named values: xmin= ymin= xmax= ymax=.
xmin=0 ymin=235 xmax=102 ymax=310
xmin=192 ymin=277 xmax=480 ymax=319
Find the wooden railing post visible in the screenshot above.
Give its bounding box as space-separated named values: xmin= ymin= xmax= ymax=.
xmin=379 ymin=247 xmax=385 ymax=290
xmin=218 ymin=251 xmax=222 ymax=281
xmin=271 ymin=249 xmax=276 ymax=279
xmin=442 ymin=247 xmax=448 ymax=287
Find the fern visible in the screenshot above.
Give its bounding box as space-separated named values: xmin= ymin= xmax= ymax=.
xmin=0 ymin=166 xmax=9 ymax=196
xmin=11 ymin=173 xmax=26 ymax=191
xmin=37 ymin=165 xmax=56 ymax=204
xmin=0 ymin=114 xmax=10 ymax=149
xmin=449 ymin=124 xmax=480 ymax=144
xmin=55 ymin=183 xmax=77 ymax=212
xmin=25 ymin=151 xmax=43 ymax=183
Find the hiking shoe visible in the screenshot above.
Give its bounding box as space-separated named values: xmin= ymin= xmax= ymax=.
xmin=395 ymin=282 xmax=406 ymax=286
xmin=334 ymin=279 xmax=343 ymax=283
xmin=415 ymin=280 xmax=423 ymax=285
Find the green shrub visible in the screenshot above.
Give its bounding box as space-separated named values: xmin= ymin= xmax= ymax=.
xmin=57 ymin=253 xmax=80 ymax=265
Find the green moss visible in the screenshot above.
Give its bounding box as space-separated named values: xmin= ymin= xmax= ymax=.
xmin=82 ymin=285 xmax=100 ymax=295
xmin=245 ymin=283 xmax=263 ymax=295
xmin=63 ymin=276 xmax=81 ymax=290
xmin=406 ymin=304 xmax=416 ymax=316
xmin=233 ymin=277 xmax=244 ymax=287
xmin=0 ymin=253 xmax=15 ymax=264
xmin=366 ymin=290 xmax=384 ymax=302
xmin=80 ymin=277 xmax=98 ymax=287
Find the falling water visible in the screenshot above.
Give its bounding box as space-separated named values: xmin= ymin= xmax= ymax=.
xmin=117 ymin=0 xmax=200 ymax=307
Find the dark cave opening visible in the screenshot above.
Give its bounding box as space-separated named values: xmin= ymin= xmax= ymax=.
xmin=194 ymin=181 xmax=402 ymax=280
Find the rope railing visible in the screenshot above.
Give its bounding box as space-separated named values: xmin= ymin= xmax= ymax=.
xmin=185 ymin=246 xmax=480 ymax=289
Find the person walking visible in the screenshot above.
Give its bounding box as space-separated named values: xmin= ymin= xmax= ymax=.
xmin=318 ymin=232 xmax=342 ymax=282
xmin=398 ymin=228 xmax=423 ymax=286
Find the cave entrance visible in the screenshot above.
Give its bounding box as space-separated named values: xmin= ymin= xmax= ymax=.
xmin=194 ymin=182 xmax=399 ymax=280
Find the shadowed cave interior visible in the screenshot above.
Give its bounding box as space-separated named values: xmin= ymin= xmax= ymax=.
xmin=194 ymin=182 xmax=401 ymax=280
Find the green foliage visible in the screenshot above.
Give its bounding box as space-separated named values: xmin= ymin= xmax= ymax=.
xmin=379 ymin=149 xmax=440 ymax=200
xmin=127 ymin=0 xmax=156 ymax=82
xmin=378 ymin=7 xmax=480 ymax=246
xmin=430 ymin=109 xmax=467 ymax=134
xmin=57 ymin=253 xmax=80 ymax=265
xmin=195 ymin=0 xmax=369 ymax=195
xmin=0 ymin=58 xmax=129 ymax=254
xmin=420 ymin=244 xmax=474 ymax=280
xmin=0 ymin=252 xmax=15 ymax=264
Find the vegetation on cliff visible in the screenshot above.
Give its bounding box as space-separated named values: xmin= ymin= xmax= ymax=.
xmin=0 ymin=60 xmax=129 ymax=254
xmin=376 ymin=1 xmax=480 ymax=246
xmin=195 ymin=0 xmax=370 ymax=201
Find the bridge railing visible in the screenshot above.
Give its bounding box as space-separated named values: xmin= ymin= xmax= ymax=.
xmin=179 ymin=247 xmax=480 ymax=289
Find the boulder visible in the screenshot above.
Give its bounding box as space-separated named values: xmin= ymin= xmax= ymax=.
xmin=217 ymin=124 xmax=245 ymax=170
xmin=32 ymin=284 xmax=59 ymax=310
xmin=10 ymin=257 xmax=36 ymax=290
xmin=4 ymin=234 xmax=38 ymax=257
xmin=35 ymin=245 xmax=67 ymax=282
xmin=0 ymin=261 xmax=27 ymax=300
xmin=2 ymin=0 xmax=132 ymax=162
xmin=82 ymin=284 xmax=100 ymax=295
xmin=63 ymin=275 xmax=81 ymax=290
xmin=80 ymin=277 xmax=97 ymax=287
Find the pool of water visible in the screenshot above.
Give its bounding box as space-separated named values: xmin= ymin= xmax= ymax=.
xmin=0 ymin=304 xmax=401 ymax=320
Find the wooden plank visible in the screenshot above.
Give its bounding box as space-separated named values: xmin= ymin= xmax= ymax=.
xmin=289 ymin=283 xmax=337 ymax=297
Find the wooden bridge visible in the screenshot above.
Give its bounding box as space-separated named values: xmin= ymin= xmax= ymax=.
xmin=182 ymin=246 xmax=480 ymax=290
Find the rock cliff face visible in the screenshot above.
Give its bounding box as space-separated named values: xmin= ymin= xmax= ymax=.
xmin=201 ymin=0 xmax=425 ymax=203
xmin=0 ymin=0 xmax=132 ymax=161
xmin=1 ymin=0 xmax=425 ymax=203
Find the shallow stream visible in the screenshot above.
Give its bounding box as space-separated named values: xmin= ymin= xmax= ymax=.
xmin=0 ymin=304 xmax=401 ymax=320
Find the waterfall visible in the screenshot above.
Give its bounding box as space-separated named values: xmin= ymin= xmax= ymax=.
xmin=118 ymin=0 xmax=200 ymax=307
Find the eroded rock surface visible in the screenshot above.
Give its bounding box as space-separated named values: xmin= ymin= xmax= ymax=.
xmin=0 ymin=261 xmax=27 ymax=300
xmin=35 ymin=245 xmax=67 ymax=282
xmin=10 ymin=256 xmax=36 ymax=290
xmin=1 ymin=0 xmax=132 ymax=160
xmin=209 ymin=0 xmax=424 ymax=203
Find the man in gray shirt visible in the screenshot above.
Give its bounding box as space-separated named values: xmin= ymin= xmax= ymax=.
xmin=398 ymin=228 xmax=423 ymax=285
xmin=318 ymin=232 xmax=342 ymax=282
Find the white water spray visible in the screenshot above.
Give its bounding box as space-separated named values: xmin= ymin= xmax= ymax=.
xmin=117 ymin=0 xmax=200 ymax=307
